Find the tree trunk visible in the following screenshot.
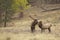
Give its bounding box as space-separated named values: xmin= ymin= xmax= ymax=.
xmin=4 ymin=15 xmax=7 ymax=27
xmin=4 ymin=10 xmax=7 ymax=27
xmin=19 ymin=12 xmax=24 ymax=19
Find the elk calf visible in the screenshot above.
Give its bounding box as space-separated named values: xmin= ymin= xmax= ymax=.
xmin=38 ymin=21 xmax=52 ymax=33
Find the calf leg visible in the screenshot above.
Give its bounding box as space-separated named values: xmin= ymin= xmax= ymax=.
xmin=41 ymin=29 xmax=45 ymax=33
xmin=48 ymin=28 xmax=51 ymax=33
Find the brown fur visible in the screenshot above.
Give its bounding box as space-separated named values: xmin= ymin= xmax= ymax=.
xmin=38 ymin=21 xmax=52 ymax=33
xmin=31 ymin=19 xmax=38 ymax=32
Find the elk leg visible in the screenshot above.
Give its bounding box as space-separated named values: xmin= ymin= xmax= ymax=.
xmin=31 ymin=26 xmax=35 ymax=32
xmin=41 ymin=29 xmax=44 ymax=33
xmin=48 ymin=28 xmax=51 ymax=33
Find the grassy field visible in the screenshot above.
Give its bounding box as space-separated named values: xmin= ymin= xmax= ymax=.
xmin=0 ymin=5 xmax=60 ymax=40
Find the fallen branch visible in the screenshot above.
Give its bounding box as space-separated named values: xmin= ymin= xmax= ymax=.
xmin=42 ymin=8 xmax=60 ymax=12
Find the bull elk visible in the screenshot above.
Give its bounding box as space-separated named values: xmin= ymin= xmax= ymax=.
xmin=29 ymin=15 xmax=38 ymax=32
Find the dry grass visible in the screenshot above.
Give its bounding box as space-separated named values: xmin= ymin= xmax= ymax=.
xmin=0 ymin=5 xmax=60 ymax=40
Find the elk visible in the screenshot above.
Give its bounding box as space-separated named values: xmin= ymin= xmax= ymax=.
xmin=38 ymin=21 xmax=52 ymax=33
xmin=29 ymin=15 xmax=38 ymax=32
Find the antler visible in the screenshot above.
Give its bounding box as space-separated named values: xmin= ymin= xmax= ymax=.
xmin=29 ymin=15 xmax=40 ymax=20
xmin=29 ymin=15 xmax=35 ymax=20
